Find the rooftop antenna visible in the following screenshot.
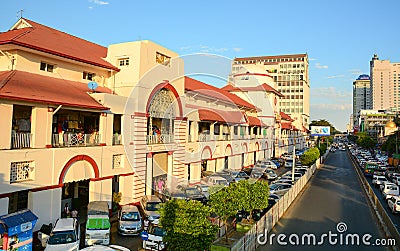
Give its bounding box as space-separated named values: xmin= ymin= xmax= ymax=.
xmin=17 ymin=9 xmax=24 ymax=19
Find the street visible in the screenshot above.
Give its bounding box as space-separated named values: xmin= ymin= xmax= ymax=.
xmin=258 ymin=150 xmax=389 ymax=251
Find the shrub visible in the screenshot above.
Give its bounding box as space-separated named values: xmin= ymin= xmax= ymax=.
xmin=300 ymin=147 xmax=320 ymax=166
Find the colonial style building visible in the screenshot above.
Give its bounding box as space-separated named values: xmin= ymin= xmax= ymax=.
xmin=0 ymin=18 xmax=304 ymax=230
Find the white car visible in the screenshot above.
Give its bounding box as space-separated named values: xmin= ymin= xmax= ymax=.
xmin=269 ymin=183 xmax=292 ymax=196
xmin=382 ymin=183 xmax=399 ymax=200
xmin=255 ymin=160 xmax=278 ymax=170
xmin=43 ymin=218 xmax=80 ymax=251
xmin=143 ymin=223 xmax=166 ymax=251
xmin=372 ymin=175 xmax=388 ymax=187
xmin=387 ymin=196 xmax=400 ymax=214
xmin=80 ymin=245 xmax=130 ymax=251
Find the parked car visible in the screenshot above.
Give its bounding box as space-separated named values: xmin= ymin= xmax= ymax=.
xmin=194 ymin=184 xmax=210 ymax=199
xmin=43 ymin=218 xmax=80 ymax=251
xmin=118 ymin=205 xmax=142 ymax=235
xmin=387 ymin=196 xmax=400 ymax=214
xmin=372 ymin=175 xmax=388 ymax=187
xmin=205 ymin=175 xmax=229 ymax=186
xmin=142 ymin=223 xmax=166 ymax=251
xmin=272 ymin=178 xmax=294 ymax=185
xmin=382 ymin=183 xmax=399 ymax=200
xmin=140 ymin=195 xmax=162 ymax=223
xmin=180 ymin=186 xmax=208 ymax=204
xmin=284 ymin=160 xmax=294 ymax=168
xmin=263 ymin=169 xmax=278 ymax=180
xmin=80 ymin=245 xmax=130 ymax=251
xmin=282 ymin=172 xmax=303 ymax=181
xmin=255 ymin=160 xmax=278 ymax=170
xmin=269 ymin=183 xmax=292 ymax=196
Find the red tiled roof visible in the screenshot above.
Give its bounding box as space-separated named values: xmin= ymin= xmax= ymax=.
xmin=247 ymin=116 xmax=265 ymax=126
xmin=0 ymin=19 xmax=119 ymax=71
xmin=0 ymin=70 xmax=110 ymax=110
xmin=280 ymin=111 xmax=294 ymax=122
xmin=281 ymin=122 xmax=292 ymax=130
xmin=221 ymin=83 xmax=283 ymax=97
xmin=185 ymin=77 xmax=259 ymax=111
xmin=198 ymin=108 xmax=245 ymax=124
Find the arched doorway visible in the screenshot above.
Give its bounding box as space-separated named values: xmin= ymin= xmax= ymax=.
xmin=59 ymin=155 xmax=99 ymax=218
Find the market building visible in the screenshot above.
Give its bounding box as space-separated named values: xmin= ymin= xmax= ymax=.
xmin=0 ymin=18 xmax=304 ymax=231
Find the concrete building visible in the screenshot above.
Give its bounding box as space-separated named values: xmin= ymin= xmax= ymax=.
xmin=0 ymin=18 xmax=304 ymax=230
xmin=370 ymin=54 xmax=400 ymax=111
xmin=231 ymin=54 xmax=310 ymax=131
xmin=358 ymin=109 xmax=396 ymax=139
xmin=352 ymin=74 xmax=372 ymax=130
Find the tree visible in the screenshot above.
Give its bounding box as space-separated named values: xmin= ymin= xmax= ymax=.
xmin=300 ymin=147 xmax=320 ymax=166
xmin=356 ymin=132 xmax=376 ymax=149
xmin=209 ymin=185 xmax=239 ymax=242
xmin=159 ymin=199 xmax=219 ymax=251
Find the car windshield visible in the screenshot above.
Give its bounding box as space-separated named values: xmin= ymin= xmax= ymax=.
xmin=146 ymin=202 xmax=161 ymax=211
xmin=185 ymin=188 xmax=201 ymax=196
xmin=198 ymin=186 xmax=208 ymax=192
xmin=269 ymin=184 xmax=279 ymax=190
xmin=121 ymin=212 xmax=140 ymax=221
xmin=397 ymin=201 xmax=400 ymax=205
xmin=48 ymin=231 xmax=76 ymax=245
xmin=149 ymin=225 xmax=166 ymax=237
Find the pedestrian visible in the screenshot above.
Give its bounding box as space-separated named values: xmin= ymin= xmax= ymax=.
xmin=143 ymin=216 xmax=149 ymax=231
xmin=71 ymin=208 xmax=78 ymax=219
xmin=63 ymin=203 xmax=70 ymax=218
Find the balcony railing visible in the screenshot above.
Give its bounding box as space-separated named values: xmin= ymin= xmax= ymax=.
xmin=113 ymin=133 xmax=122 ymax=145
xmin=146 ymin=134 xmax=174 ymax=144
xmin=199 ymin=134 xmax=211 ymax=142
xmin=11 ymin=132 xmax=31 ymax=149
xmin=52 ymin=133 xmax=100 ymax=147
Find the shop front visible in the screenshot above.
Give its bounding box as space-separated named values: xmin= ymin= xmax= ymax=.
xmin=0 ymin=209 xmax=38 ymax=251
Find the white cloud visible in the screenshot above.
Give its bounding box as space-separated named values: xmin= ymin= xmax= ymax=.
xmin=89 ymin=0 xmax=109 ymax=5
xmin=310 ymin=103 xmax=352 ymax=111
xmin=233 ymin=47 xmax=242 ymax=52
xmin=349 ymin=69 xmax=363 ymax=76
xmin=326 ymin=75 xmax=345 ymax=79
xmin=315 ymin=63 xmax=328 ymax=69
xmin=311 ymin=87 xmax=351 ymax=99
xmin=309 ymin=58 xmax=317 ymax=61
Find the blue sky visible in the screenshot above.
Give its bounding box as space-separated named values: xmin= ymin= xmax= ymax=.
xmin=2 ymin=0 xmax=400 ymax=131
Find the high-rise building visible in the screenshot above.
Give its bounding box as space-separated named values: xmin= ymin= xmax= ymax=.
xmin=231 ymin=54 xmax=310 ymax=130
xmin=370 ymin=54 xmax=400 ymax=111
xmin=352 ymin=74 xmax=372 ymax=129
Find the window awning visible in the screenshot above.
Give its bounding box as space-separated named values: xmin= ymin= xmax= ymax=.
xmin=198 ymin=108 xmax=245 ymax=124
xmin=247 ymin=116 xmax=266 ymax=127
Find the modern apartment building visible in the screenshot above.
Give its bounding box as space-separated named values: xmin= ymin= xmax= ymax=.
xmin=0 ymin=18 xmax=304 ymax=230
xmin=370 ymin=54 xmax=400 ymax=111
xmin=231 ymin=54 xmax=310 ymax=131
xmin=352 ymin=74 xmax=372 ymax=129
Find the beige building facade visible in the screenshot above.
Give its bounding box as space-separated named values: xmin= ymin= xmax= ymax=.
xmin=0 ymin=18 xmax=305 ymax=230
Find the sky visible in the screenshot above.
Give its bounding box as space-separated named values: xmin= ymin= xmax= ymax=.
xmin=2 ymin=0 xmax=400 ymax=131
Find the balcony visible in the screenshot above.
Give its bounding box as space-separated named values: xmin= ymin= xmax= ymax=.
xmin=11 ymin=132 xmax=31 ymax=149
xmin=146 ymin=134 xmax=174 ymax=144
xmin=113 ymin=133 xmax=122 ymax=145
xmin=52 ymin=133 xmax=100 ymax=147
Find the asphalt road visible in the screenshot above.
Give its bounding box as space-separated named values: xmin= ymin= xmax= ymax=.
xmin=258 ymin=150 xmax=391 ymax=251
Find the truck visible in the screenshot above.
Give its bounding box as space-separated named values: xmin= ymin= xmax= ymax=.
xmin=85 ymin=201 xmax=110 ymax=246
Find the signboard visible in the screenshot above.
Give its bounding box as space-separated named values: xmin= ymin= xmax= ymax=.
xmin=140 ymin=231 xmax=149 ymax=241
xmin=310 ymin=126 xmax=330 ymax=136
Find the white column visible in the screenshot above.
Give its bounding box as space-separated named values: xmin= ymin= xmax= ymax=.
xmin=167 ymin=151 xmax=173 ymax=189
xmin=146 ymin=153 xmax=153 ymax=195
xmin=119 ymin=174 xmax=134 ymax=205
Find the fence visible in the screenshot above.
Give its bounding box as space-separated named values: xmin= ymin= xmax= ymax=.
xmin=11 ymin=132 xmax=31 ymax=149
xmin=222 ymin=156 xmax=322 ymax=251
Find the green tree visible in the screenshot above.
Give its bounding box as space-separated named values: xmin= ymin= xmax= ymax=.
xmin=300 ymin=147 xmax=320 ymax=166
xmin=209 ymin=185 xmax=239 ymax=242
xmin=356 ymin=132 xmax=376 ymax=149
xmin=159 ymin=199 xmax=219 ymax=251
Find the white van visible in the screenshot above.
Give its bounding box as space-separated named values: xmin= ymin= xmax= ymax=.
xmin=382 ymin=183 xmax=399 ymax=200
xmin=85 ymin=201 xmax=110 ymax=246
xmin=43 ymin=218 xmax=80 ymax=251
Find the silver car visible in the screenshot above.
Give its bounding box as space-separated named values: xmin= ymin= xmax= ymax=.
xmin=118 ymin=205 xmax=143 ymax=235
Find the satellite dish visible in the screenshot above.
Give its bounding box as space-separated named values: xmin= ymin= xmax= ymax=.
xmin=88 ymin=81 xmax=98 ymax=92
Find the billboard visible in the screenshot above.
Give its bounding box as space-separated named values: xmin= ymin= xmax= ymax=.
xmin=310 ymin=126 xmax=330 ymax=136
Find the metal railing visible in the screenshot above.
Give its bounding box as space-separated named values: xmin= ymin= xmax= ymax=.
xmin=112 ymin=133 xmax=122 ymax=145
xmin=146 ymin=134 xmax=174 ymax=144
xmin=52 ymin=133 xmax=100 ymax=147
xmin=198 ymin=134 xmax=211 ymax=142
xmin=11 ymin=132 xmax=31 ymax=149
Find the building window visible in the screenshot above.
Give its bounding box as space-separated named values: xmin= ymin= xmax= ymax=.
xmin=40 ymin=62 xmax=54 ymax=72
xmin=119 ymin=58 xmax=130 ymax=66
xmin=112 ymin=154 xmax=124 ymax=169
xmin=10 ymin=161 xmax=35 ymax=183
xmin=156 ymin=52 xmax=171 ymax=66
xmin=83 ymin=71 xmax=96 ymax=80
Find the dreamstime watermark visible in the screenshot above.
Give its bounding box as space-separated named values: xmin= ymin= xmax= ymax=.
xmin=257 ymin=222 xmax=396 ymax=247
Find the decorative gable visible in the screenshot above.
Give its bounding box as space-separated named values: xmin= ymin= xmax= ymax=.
xmin=9 ymin=18 xmax=32 ymax=30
